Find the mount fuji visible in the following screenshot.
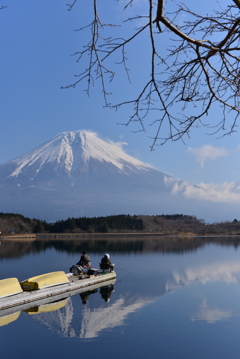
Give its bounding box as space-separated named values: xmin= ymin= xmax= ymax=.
xmin=0 ymin=130 xmax=192 ymax=221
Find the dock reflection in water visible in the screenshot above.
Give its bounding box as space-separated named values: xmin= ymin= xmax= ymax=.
xmin=0 ymin=279 xmax=116 ymax=330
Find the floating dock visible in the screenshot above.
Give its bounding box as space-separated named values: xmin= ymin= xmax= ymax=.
xmin=0 ymin=277 xmax=116 ymax=327
xmin=0 ymin=271 xmax=116 ymax=311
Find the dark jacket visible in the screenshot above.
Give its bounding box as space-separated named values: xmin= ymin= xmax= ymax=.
xmin=101 ymin=256 xmax=114 ymax=269
xmin=78 ymin=253 xmax=91 ymax=266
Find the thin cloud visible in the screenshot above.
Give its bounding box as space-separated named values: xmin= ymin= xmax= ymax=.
xmin=187 ymin=144 xmax=229 ymax=168
xmin=169 ymin=179 xmax=240 ymax=203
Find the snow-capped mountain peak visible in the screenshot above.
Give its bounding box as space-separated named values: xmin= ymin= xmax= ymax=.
xmin=8 ymin=130 xmax=152 ymax=179
xmin=0 ymin=130 xmax=176 ymax=221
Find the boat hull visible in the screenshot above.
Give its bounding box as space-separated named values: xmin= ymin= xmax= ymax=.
xmin=20 ymin=271 xmax=69 ymax=291
xmin=0 ymin=278 xmax=23 ymax=298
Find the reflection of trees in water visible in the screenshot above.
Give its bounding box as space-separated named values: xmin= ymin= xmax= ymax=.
xmin=0 ymin=241 xmax=36 ymax=259
xmin=1 ymin=236 xmax=240 ymax=259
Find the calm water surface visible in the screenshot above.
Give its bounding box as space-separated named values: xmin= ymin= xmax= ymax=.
xmin=1 ymin=236 xmax=240 ymax=359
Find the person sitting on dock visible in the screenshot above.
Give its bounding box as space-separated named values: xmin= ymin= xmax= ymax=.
xmin=100 ymin=253 xmax=114 ymax=272
xmin=77 ymin=251 xmax=92 ymax=268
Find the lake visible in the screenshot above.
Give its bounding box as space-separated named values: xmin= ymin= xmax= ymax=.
xmin=1 ymin=236 xmax=240 ymax=359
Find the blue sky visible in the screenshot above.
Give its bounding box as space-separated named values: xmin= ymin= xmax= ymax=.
xmin=1 ymin=0 xmax=240 ymax=221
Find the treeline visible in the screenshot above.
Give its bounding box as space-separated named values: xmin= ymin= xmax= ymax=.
xmin=140 ymin=214 xmax=240 ymax=236
xmin=155 ymin=214 xmax=196 ymax=221
xmin=0 ymin=212 xmax=32 ymax=224
xmin=0 ymin=212 xmax=36 ymax=235
xmin=34 ymin=215 xmax=144 ymax=234
xmin=2 ymin=212 xmax=240 ymax=236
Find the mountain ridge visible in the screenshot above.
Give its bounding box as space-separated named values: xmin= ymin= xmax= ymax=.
xmin=4 ymin=131 xmax=159 ymax=181
xmin=0 ymin=130 xmax=178 ymax=220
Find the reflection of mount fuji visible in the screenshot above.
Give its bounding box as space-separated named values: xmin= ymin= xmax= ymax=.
xmin=30 ymin=294 xmax=154 ymax=339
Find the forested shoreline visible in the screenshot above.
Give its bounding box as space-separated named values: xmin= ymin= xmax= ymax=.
xmin=1 ymin=212 xmax=240 ymax=237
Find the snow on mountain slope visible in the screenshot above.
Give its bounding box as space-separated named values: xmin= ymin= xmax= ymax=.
xmin=5 ymin=131 xmax=155 ymax=179
xmin=0 ymin=130 xmax=179 ymax=220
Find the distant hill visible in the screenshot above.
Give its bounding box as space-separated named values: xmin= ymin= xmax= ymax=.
xmin=1 ymin=212 xmax=240 ymax=236
xmin=0 ymin=213 xmax=37 ymax=235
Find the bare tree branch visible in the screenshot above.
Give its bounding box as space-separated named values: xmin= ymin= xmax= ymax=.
xmin=64 ymin=0 xmax=240 ymax=147
xmin=233 ymin=0 xmax=240 ymax=8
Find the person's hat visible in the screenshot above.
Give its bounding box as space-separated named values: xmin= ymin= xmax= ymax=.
xmin=105 ymin=253 xmax=110 ymax=258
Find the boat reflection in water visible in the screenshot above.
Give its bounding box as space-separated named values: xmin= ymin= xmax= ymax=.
xmin=24 ymin=298 xmax=69 ymax=314
xmin=0 ymin=311 xmax=21 ymax=327
xmin=0 ymin=297 xmax=70 ymax=327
